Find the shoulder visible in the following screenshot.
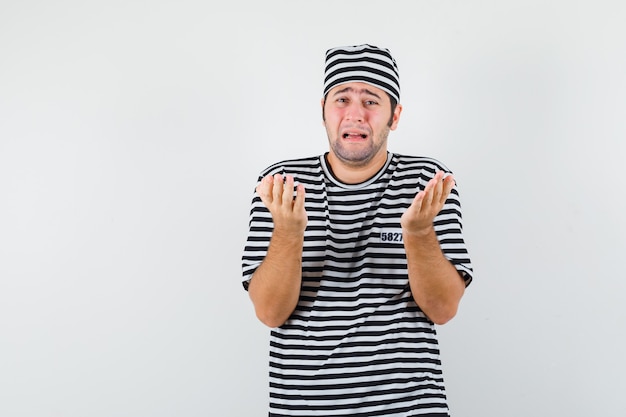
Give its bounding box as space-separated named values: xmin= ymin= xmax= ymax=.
xmin=258 ymin=155 xmax=323 ymax=177
xmin=392 ymin=153 xmax=452 ymax=174
xmin=393 ymin=154 xmax=450 ymax=172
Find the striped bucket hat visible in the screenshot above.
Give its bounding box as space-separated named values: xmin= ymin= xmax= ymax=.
xmin=323 ymin=44 xmax=400 ymax=103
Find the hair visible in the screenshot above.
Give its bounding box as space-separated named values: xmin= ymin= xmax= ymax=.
xmin=388 ymin=96 xmax=398 ymax=127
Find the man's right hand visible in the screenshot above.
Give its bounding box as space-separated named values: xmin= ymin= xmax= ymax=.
xmin=250 ymin=174 xmax=307 ymax=327
xmin=256 ymin=174 xmax=307 ymax=234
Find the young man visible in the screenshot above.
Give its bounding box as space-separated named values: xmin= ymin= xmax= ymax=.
xmin=242 ymin=44 xmax=473 ymax=417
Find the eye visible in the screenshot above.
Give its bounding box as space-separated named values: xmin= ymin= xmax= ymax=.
xmin=364 ymin=100 xmax=378 ymax=106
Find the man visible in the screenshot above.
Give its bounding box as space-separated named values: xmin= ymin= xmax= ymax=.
xmin=242 ymin=44 xmax=473 ymax=417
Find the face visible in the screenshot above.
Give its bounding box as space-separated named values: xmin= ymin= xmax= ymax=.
xmin=322 ymin=82 xmax=402 ymax=169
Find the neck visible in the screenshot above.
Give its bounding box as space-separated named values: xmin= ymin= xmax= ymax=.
xmin=326 ymin=151 xmax=388 ymax=184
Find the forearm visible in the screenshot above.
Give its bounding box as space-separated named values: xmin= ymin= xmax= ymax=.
xmin=403 ymin=227 xmax=465 ymax=325
xmin=248 ymin=228 xmax=304 ymax=328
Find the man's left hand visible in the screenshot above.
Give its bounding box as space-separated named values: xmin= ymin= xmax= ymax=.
xmin=400 ymin=171 xmax=455 ymax=235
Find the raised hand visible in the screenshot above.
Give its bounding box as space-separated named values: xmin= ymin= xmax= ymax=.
xmin=401 ymin=171 xmax=455 ymax=235
xmin=256 ymin=174 xmax=307 ymax=235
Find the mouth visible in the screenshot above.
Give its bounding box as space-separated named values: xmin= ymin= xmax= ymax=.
xmin=342 ymin=131 xmax=368 ymax=140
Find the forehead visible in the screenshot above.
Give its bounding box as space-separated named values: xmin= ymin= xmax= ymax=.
xmin=327 ymin=82 xmax=388 ymax=99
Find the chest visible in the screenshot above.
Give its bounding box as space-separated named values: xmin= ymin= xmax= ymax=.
xmin=303 ymin=184 xmax=414 ymax=255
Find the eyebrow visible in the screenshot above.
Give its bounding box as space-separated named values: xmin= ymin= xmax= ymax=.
xmin=332 ymin=86 xmax=382 ymax=100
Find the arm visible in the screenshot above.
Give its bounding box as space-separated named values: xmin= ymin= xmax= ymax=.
xmin=248 ymin=174 xmax=307 ymax=328
xmin=401 ymin=171 xmax=466 ymax=325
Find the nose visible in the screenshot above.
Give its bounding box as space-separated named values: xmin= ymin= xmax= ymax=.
xmin=345 ymin=102 xmax=365 ymax=122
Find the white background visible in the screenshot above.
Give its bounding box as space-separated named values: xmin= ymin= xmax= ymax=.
xmin=1 ymin=0 xmax=625 ymax=416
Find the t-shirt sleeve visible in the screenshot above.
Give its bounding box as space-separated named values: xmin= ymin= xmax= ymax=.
xmin=241 ymin=176 xmax=274 ymax=291
xmin=434 ymin=181 xmax=474 ymax=287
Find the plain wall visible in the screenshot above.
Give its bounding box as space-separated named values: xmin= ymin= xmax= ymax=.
xmin=1 ymin=0 xmax=625 ymax=415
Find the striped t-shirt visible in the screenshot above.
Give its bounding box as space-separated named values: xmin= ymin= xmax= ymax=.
xmin=242 ymin=152 xmax=473 ymax=416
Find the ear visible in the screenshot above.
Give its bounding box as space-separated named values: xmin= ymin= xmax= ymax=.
xmin=320 ymin=98 xmax=326 ymax=124
xmin=389 ymin=104 xmax=403 ymax=131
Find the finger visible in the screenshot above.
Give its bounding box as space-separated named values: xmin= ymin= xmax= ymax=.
xmin=428 ymin=171 xmax=448 ymax=206
xmin=411 ymin=189 xmax=425 ymax=212
xmin=440 ymin=175 xmax=455 ymax=205
xmin=421 ymin=177 xmax=436 ymax=208
xmin=272 ymin=174 xmax=284 ymax=202
xmin=282 ymin=175 xmax=295 ymax=205
xmin=431 ymin=173 xmax=444 ymax=202
xmin=256 ymin=175 xmax=273 ymax=204
xmin=294 ymin=183 xmax=306 ymax=211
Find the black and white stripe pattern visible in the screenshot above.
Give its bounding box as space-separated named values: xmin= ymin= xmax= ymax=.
xmin=324 ymin=44 xmax=401 ymax=103
xmin=242 ymin=153 xmax=473 ymax=416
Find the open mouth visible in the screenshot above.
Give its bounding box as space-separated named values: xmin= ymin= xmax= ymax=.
xmin=342 ymin=133 xmax=368 ymax=139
